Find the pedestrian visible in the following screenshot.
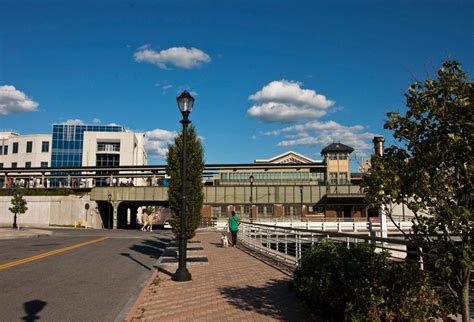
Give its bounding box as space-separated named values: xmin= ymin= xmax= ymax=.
xmin=228 ymin=211 xmax=240 ymax=247
xmin=141 ymin=208 xmax=149 ymax=231
xmin=147 ymin=212 xmax=154 ymax=232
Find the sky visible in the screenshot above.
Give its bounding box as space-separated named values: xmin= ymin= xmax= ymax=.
xmin=0 ymin=0 xmax=472 ymax=168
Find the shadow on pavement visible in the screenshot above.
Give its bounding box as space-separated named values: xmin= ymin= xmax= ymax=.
xmin=129 ymin=238 xmax=169 ymax=259
xmin=153 ymin=265 xmax=174 ymax=277
xmin=218 ymin=279 xmax=308 ymax=321
xmin=122 ymin=237 xmax=171 ymax=270
xmin=120 ymin=252 xmax=151 ymax=270
xmin=22 ymin=299 xmax=47 ymax=322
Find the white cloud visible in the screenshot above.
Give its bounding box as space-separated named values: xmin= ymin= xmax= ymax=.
xmin=144 ymin=128 xmax=178 ymax=159
xmin=134 ymin=45 xmax=211 ymax=69
xmin=62 ymin=119 xmax=85 ymax=125
xmin=247 ymin=80 xmax=335 ymax=123
xmin=93 ymin=118 xmax=101 ymax=124
xmin=0 ymin=85 xmax=39 ymax=115
xmin=263 ymin=120 xmax=376 ymax=155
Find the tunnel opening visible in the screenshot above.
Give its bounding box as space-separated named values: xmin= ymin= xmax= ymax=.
xmin=115 ymin=201 xmax=170 ymax=229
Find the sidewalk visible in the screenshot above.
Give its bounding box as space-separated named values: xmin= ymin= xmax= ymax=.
xmin=128 ymin=231 xmax=310 ymax=321
xmin=0 ymin=228 xmax=53 ymax=240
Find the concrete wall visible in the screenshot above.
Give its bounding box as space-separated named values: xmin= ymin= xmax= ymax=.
xmin=0 ymin=195 xmax=102 ymax=228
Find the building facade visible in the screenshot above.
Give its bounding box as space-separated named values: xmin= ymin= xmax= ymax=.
xmin=202 ymin=143 xmax=366 ymax=220
xmin=1 ymin=125 xmax=147 ymax=187
xmin=0 ymin=132 xmax=52 ymax=169
xmin=51 ymin=124 xmax=147 ymax=168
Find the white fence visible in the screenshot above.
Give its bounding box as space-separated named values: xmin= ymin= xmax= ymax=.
xmin=238 ymin=221 xmax=418 ymax=268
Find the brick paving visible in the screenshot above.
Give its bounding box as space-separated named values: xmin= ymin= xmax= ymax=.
xmin=128 ymin=231 xmax=311 ymax=321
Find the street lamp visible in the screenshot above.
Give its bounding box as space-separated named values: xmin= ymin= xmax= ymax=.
xmin=108 ymin=193 xmax=112 ymax=229
xmin=299 ymin=185 xmax=303 ymax=218
xmin=249 ymin=175 xmax=254 ymax=218
xmin=172 ymin=90 xmax=194 ymax=282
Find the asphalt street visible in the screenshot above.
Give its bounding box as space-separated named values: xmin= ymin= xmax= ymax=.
xmin=0 ymin=228 xmax=172 ymax=321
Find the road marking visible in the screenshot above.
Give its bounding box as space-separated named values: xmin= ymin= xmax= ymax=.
xmin=0 ymin=236 xmax=109 ymax=270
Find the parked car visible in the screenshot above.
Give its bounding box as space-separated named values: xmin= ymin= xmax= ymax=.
xmin=163 ymin=219 xmax=172 ymax=229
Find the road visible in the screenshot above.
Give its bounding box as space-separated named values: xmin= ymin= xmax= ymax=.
xmin=0 ymin=228 xmax=172 ymax=321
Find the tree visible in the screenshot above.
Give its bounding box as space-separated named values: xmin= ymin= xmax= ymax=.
xmin=166 ymin=125 xmax=205 ymax=240
xmin=363 ymin=61 xmax=473 ymax=321
xmin=9 ymin=189 xmax=28 ymax=229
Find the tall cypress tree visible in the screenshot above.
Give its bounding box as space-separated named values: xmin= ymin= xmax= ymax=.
xmin=166 ymin=125 xmax=205 ymax=240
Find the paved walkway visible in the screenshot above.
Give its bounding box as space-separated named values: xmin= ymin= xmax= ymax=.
xmin=128 ymin=231 xmax=311 ymax=321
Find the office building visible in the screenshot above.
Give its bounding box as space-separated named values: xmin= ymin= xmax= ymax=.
xmin=0 ymin=132 xmax=52 ymax=169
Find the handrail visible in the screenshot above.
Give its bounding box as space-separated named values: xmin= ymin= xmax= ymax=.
xmin=238 ymin=221 xmax=418 ymax=268
xmin=240 ymin=221 xmax=412 ymax=245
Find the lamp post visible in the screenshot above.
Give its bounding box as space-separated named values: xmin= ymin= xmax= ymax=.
xmin=299 ymin=185 xmax=303 ymax=218
xmin=249 ymin=175 xmax=254 ymax=219
xmin=172 ymin=90 xmax=194 ymax=282
xmin=107 ymin=193 xmax=112 ymax=229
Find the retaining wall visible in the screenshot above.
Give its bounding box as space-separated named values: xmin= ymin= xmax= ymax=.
xmin=0 ymin=195 xmax=102 ymax=228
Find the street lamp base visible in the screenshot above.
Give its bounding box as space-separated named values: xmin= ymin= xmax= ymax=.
xmin=172 ymin=268 xmax=192 ymax=282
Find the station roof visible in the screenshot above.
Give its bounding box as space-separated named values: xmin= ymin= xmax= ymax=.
xmin=321 ymin=143 xmax=354 ymax=155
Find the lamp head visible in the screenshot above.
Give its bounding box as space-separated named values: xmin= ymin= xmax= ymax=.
xmin=176 ymin=91 xmax=195 ymax=114
xmin=249 ymin=175 xmax=254 ymax=184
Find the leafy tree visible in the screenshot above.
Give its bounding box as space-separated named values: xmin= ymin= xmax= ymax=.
xmin=166 ymin=125 xmax=204 ymax=240
xmin=9 ymin=189 xmax=28 ymax=229
xmin=363 ymin=61 xmax=473 ymax=321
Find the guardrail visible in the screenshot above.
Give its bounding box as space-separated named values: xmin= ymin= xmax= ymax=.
xmin=238 ymin=221 xmax=418 ymax=268
xmin=208 ymin=217 xmax=413 ymax=233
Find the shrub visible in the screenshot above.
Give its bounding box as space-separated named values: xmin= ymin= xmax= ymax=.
xmin=293 ymin=239 xmax=445 ymax=321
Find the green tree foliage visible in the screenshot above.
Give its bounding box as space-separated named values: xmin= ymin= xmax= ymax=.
xmin=145 ymin=206 xmax=155 ymax=215
xmin=166 ymin=125 xmax=204 ymax=240
xmin=362 ymin=61 xmax=473 ymax=320
xmin=293 ymin=240 xmax=444 ymax=321
xmin=9 ymin=189 xmax=28 ymax=229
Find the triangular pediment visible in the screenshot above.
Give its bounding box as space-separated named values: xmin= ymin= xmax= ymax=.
xmin=255 ymin=151 xmax=317 ymax=164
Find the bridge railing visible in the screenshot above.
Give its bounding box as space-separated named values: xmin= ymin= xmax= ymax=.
xmin=238 ymin=221 xmax=418 ymax=268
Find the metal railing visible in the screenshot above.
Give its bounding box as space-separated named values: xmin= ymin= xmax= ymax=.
xmin=238 ymin=221 xmax=417 ymax=268
xmin=211 ymin=217 xmax=413 ymax=234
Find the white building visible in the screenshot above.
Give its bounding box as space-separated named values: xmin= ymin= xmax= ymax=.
xmin=1 ymin=125 xmax=147 ymax=187
xmin=0 ymin=131 xmax=52 ymax=169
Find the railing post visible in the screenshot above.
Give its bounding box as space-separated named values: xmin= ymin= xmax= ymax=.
xmin=419 ymin=247 xmax=424 ymax=270
xmin=275 ymin=226 xmax=279 ymax=260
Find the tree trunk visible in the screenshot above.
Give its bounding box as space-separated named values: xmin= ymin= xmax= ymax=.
xmin=460 ymin=268 xmax=471 ymax=322
xmin=12 ymin=213 xmax=17 ymax=229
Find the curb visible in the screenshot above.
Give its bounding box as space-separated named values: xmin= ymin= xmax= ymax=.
xmin=123 ymin=270 xmax=158 ymax=322
xmin=121 ymin=242 xmax=170 ymax=322
xmin=0 ymin=230 xmax=53 ymax=240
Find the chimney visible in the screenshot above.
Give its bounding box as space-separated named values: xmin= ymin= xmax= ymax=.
xmin=373 ymin=136 xmax=385 ymax=156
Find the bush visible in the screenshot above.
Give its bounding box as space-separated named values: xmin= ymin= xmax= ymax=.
xmin=293 ymin=239 xmax=445 ymax=321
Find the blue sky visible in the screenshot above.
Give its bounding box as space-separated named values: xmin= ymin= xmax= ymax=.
xmin=0 ymin=0 xmax=472 ymax=168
